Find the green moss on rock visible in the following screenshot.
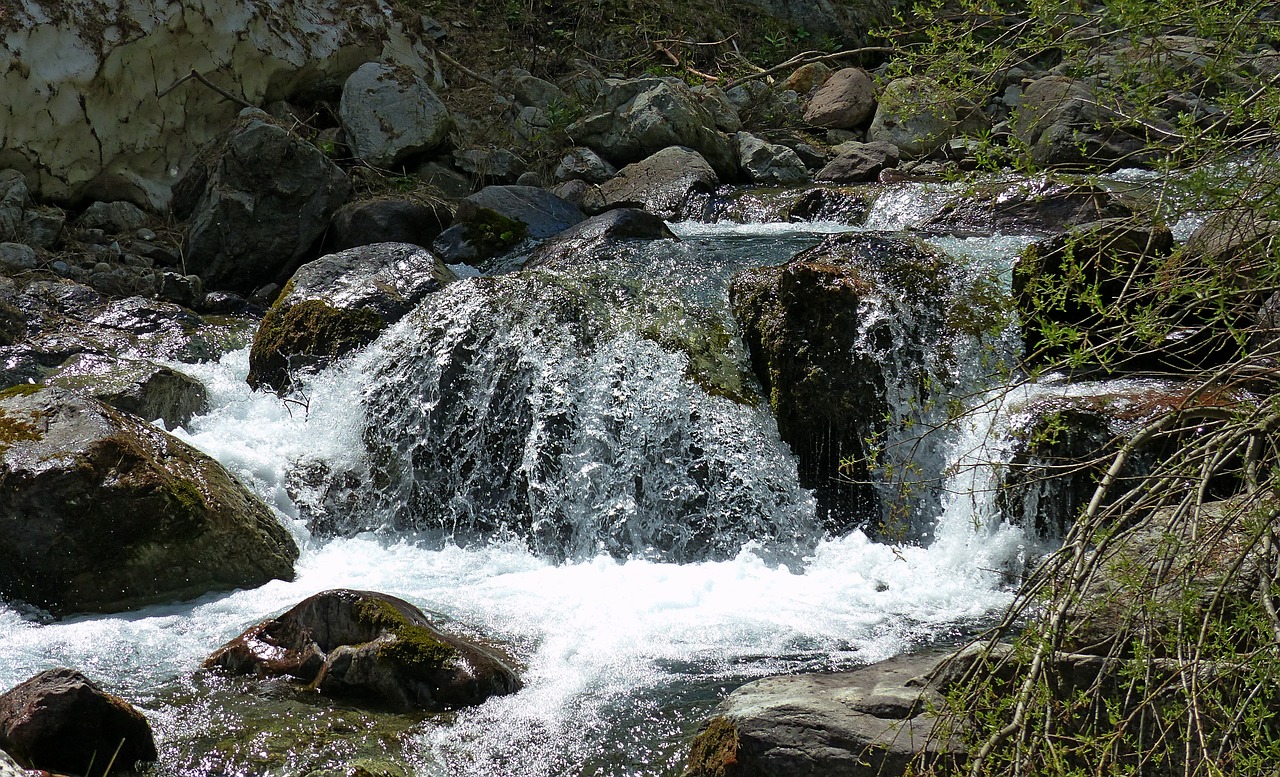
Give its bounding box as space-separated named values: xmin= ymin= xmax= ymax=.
xmin=685 ymin=717 xmax=743 ymax=777
xmin=355 ymin=598 xmax=457 ymax=672
xmin=460 ymin=207 xmax=528 ymax=255
xmin=248 ymin=299 xmax=386 ymax=392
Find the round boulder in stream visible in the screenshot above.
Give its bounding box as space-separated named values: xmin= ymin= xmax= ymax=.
xmin=247 ymin=242 xmax=457 ymax=393
xmin=0 ymin=386 xmax=298 ymax=615
xmin=205 ymin=589 xmax=522 ymax=712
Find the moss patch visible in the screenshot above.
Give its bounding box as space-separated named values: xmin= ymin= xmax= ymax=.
xmin=248 ymin=299 xmax=386 ymax=391
xmin=0 ymin=407 xmax=43 ymax=453
xmin=460 ymin=207 xmax=529 ymax=256
xmin=355 ymin=598 xmax=457 ymax=673
xmin=685 ymin=717 xmax=742 ymax=777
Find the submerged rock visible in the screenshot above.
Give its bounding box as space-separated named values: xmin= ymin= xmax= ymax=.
xmin=206 ymin=589 xmax=522 ymax=712
xmin=526 ymin=209 xmax=677 ymax=270
xmin=0 ymin=387 xmax=298 ymax=614
xmin=920 ymin=180 xmax=1134 ymax=236
xmin=0 ymin=668 xmax=157 ymax=774
xmin=248 ymin=242 xmax=457 ymax=392
xmin=685 ymin=652 xmax=961 ymax=777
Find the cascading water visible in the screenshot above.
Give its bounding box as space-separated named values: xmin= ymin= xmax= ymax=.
xmin=0 ymin=183 xmax=1050 ymax=776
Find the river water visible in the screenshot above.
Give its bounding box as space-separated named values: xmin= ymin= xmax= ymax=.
xmin=0 ymin=183 xmax=1049 ymax=775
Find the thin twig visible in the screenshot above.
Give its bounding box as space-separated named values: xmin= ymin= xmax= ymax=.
xmin=722 ymin=46 xmax=895 ymax=90
xmin=437 ymin=51 xmax=501 ymax=89
xmin=158 ymin=70 xmax=256 ymax=110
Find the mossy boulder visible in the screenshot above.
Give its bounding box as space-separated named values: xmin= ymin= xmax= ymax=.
xmin=731 ymin=232 xmax=956 ymax=534
xmin=0 ymin=387 xmax=297 ymax=615
xmin=205 ymin=589 xmax=522 ymax=712
xmin=431 ymin=185 xmax=585 ymax=272
xmin=247 ymin=242 xmax=457 ymax=392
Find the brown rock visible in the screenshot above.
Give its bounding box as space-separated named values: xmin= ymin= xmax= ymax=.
xmin=802 ymin=68 xmax=876 ymax=129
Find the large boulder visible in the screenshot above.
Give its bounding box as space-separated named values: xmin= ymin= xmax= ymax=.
xmin=802 ymin=67 xmax=877 ymax=129
xmin=0 ymin=387 xmax=298 ymax=614
xmin=339 ymin=62 xmax=451 ymax=168
xmin=205 ymin=589 xmax=522 ymax=712
xmin=816 ymin=141 xmax=900 ymax=183
xmin=248 ymin=242 xmax=457 ymax=392
xmin=597 ymin=146 xmax=719 ymax=219
xmin=568 ymin=78 xmax=736 ymax=178
xmin=46 ymin=353 xmax=209 ymax=429
xmin=0 ymin=668 xmax=157 ymax=774
xmin=0 ymin=0 xmax=436 ymax=208
xmin=431 ymin=185 xmax=585 ymax=271
xmin=325 ymin=197 xmax=451 ymax=254
xmin=735 ymin=132 xmax=811 ymax=185
xmin=1013 ymin=76 xmax=1152 ymax=169
xmin=866 ymin=77 xmax=956 ymax=159
xmin=685 ymin=652 xmax=961 ymax=777
xmin=174 ymin=110 xmax=352 ymax=293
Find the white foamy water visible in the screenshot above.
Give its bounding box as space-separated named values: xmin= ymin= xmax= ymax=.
xmin=0 ymin=213 xmax=1045 ymax=775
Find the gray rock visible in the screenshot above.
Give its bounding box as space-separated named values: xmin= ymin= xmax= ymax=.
xmin=453 ymin=148 xmax=527 ymax=182
xmin=326 ymin=198 xmax=451 ymax=254
xmin=1014 ymin=76 xmax=1151 ymax=169
xmin=685 ymin=652 xmax=962 ymax=777
xmin=691 ymin=84 xmax=743 ymax=133
xmin=0 ymin=171 xmax=62 ymax=249
xmin=513 ymin=71 xmax=569 ymax=108
xmin=340 ymin=62 xmax=451 ymax=168
xmin=568 ymin=78 xmax=736 ymax=178
xmin=47 ymin=353 xmax=209 ymax=429
xmin=815 ymin=141 xmax=900 ymax=183
xmin=0 ymin=243 xmax=37 ymax=273
xmin=867 ymin=77 xmax=956 ymax=158
xmin=156 ymin=271 xmax=205 ymax=308
xmin=417 ymin=161 xmax=474 ymax=198
xmin=736 ymin=132 xmax=810 ymax=185
xmin=206 ymin=589 xmax=522 ymax=712
xmin=247 ymin=242 xmax=457 ymax=392
xmin=803 ymin=67 xmax=877 ymax=129
xmin=458 ymin=185 xmax=585 ymax=241
xmin=0 ymin=387 xmax=298 ymax=614
xmin=76 ymin=201 xmax=150 ymax=234
xmin=554 ymin=147 xmax=618 ymax=184
xmin=597 ymin=146 xmax=719 ymax=218
xmin=176 ymin=111 xmax=352 ymax=293
xmin=548 ymin=179 xmax=606 ymax=214
xmin=0 ymin=668 xmax=157 ymax=773
xmin=526 ymin=208 xmax=677 ymax=270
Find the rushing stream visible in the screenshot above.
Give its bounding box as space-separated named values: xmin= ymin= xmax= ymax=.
xmin=1 ymin=183 xmax=1053 ymax=775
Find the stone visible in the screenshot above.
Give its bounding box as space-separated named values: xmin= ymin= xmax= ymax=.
xmin=0 ymin=172 xmax=62 ymax=249
xmin=512 ymin=71 xmax=569 ymax=108
xmin=432 ymin=185 xmax=585 ymax=270
xmin=921 ymin=180 xmax=1134 ymax=237
xmin=1 ymin=0 xmax=438 ymax=208
xmin=206 ymin=589 xmax=522 ymax=712
xmin=549 ymin=179 xmax=606 ymax=214
xmin=325 ymin=198 xmax=451 ymax=254
xmin=0 ymin=244 xmax=37 ymax=273
xmin=784 ymin=61 xmax=833 ymax=95
xmin=47 ymin=353 xmax=209 ymax=429
xmin=75 ymin=201 xmax=150 ymax=234
xmin=0 ymin=668 xmax=157 ymax=773
xmin=526 ymin=209 xmax=678 ymax=270
xmin=175 ymin=112 xmax=352 ymax=293
xmin=340 ymin=62 xmax=451 ymax=167
xmin=597 ymin=146 xmax=719 ymax=219
xmin=691 ymin=84 xmax=743 ymax=133
xmin=685 ymin=652 xmax=962 ymax=777
xmin=568 ymin=78 xmax=736 ymax=178
xmin=156 ymin=272 xmax=205 ymax=308
xmin=453 ymin=148 xmax=527 ymax=183
xmin=554 ymin=147 xmax=618 ymax=184
xmin=417 ymin=161 xmax=474 ymax=198
xmin=815 ymin=140 xmax=900 ymax=182
xmin=802 ymin=67 xmax=876 ymax=129
xmin=735 ymin=132 xmax=811 ymax=185
xmin=1014 ymin=76 xmax=1152 ymax=169
xmin=0 ymin=387 xmax=297 ymax=614
xmin=248 ymin=242 xmax=456 ymax=393
xmin=867 ymin=77 xmax=956 ymax=158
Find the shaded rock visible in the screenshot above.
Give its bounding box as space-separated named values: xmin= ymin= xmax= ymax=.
xmin=206 ymin=589 xmax=521 ymax=712
xmin=452 ymin=148 xmax=527 ymax=183
xmin=432 ymin=186 xmax=584 ymax=270
xmin=597 ymin=147 xmax=719 ymax=219
xmin=784 ymin=186 xmax=874 ymax=223
xmin=691 ymin=84 xmax=743 ymax=133
xmin=735 ymin=0 xmax=895 ymax=47
xmin=735 ymin=132 xmax=810 ymax=185
xmin=340 ymin=63 xmax=451 ymax=167
xmin=417 ymin=161 xmax=474 ymax=198
xmin=512 ymin=71 xmax=569 ymax=108
xmin=815 ymin=140 xmax=900 ymax=183
xmin=175 ymin=111 xmax=352 ymax=293
xmin=76 ymin=201 xmax=150 ymax=234
xmin=549 ymin=179 xmax=606 ymax=214
xmin=0 ymin=668 xmax=156 ymax=773
xmin=248 ymin=242 xmax=456 ymax=392
xmin=156 ymin=271 xmax=205 ymax=308
xmin=1014 ymin=76 xmax=1152 ymax=169
xmin=47 ymin=353 xmax=209 ymax=429
xmin=867 ymin=77 xmax=955 ymax=158
xmin=0 ymin=387 xmax=297 ymax=614
xmin=326 ymin=198 xmax=451 ymax=254
xmin=0 ymin=171 xmax=62 ymax=249
xmin=921 ymin=180 xmax=1134 ymax=237
xmin=554 ymin=147 xmax=618 ymax=184
xmin=568 ymin=78 xmax=736 ymax=178
xmin=0 ymin=244 xmax=37 ymax=273
xmin=685 ymin=652 xmax=961 ymax=777
xmin=802 ymin=67 xmax=876 ymax=129
xmin=526 ymin=209 xmax=677 ymax=270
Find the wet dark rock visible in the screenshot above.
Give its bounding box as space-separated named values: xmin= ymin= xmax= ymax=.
xmin=432 ymin=186 xmax=584 ymax=270
xmin=685 ymin=652 xmax=961 ymax=777
xmin=526 ymin=209 xmax=677 ymax=270
xmin=816 ymin=141 xmax=900 ymax=183
xmin=597 ymin=146 xmax=719 ymax=219
xmin=206 ymin=589 xmax=522 ymax=712
xmin=802 ymin=67 xmax=876 ymax=129
xmin=89 ymin=296 xmax=231 ymax=363
xmin=340 ymin=63 xmax=452 ymax=168
xmin=156 ymin=271 xmax=205 ymax=308
xmin=0 ymin=387 xmax=297 ymax=615
xmin=0 ymin=667 xmax=157 ymax=773
xmin=921 ymin=180 xmax=1134 ymax=237
xmin=569 ymin=78 xmax=736 ymax=178
xmin=453 ymin=148 xmax=527 ymax=183
xmin=47 ymin=353 xmax=208 ymax=429
xmin=175 ymin=110 xmax=352 ymax=293
xmin=248 ymin=243 xmax=457 ymax=393
xmin=326 ymin=198 xmax=451 ymax=254
xmin=785 ymin=186 xmax=874 ymax=223
xmin=732 ymin=232 xmax=956 ymax=533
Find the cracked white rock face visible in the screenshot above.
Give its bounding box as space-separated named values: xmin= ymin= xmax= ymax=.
xmin=0 ymin=0 xmax=438 ymax=208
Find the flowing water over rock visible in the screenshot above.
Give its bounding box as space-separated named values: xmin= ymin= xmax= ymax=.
xmin=0 ymin=182 xmax=1062 ymax=775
